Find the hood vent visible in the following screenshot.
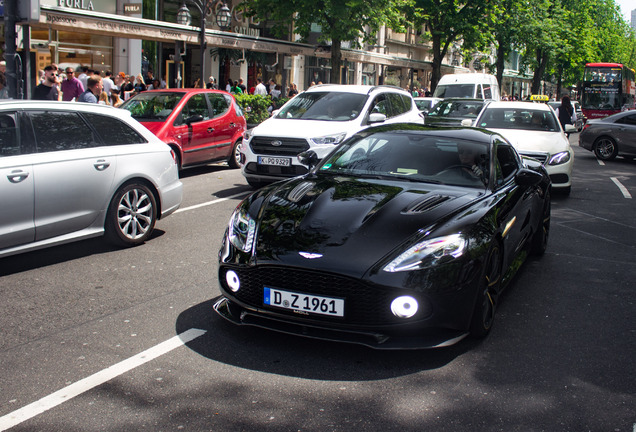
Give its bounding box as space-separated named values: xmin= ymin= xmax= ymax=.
xmin=403 ymin=194 xmax=452 ymax=214
xmin=287 ymin=181 xmax=314 ymax=203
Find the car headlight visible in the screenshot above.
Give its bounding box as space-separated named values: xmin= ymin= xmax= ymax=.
xmin=243 ymin=129 xmax=254 ymax=142
xmin=548 ymin=151 xmax=571 ymax=165
xmin=309 ymin=132 xmax=347 ymax=146
xmin=383 ymin=234 xmax=467 ymax=273
xmin=228 ymin=206 xmax=256 ymax=253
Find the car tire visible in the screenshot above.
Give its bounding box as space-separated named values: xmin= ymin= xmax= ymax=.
xmin=531 ymin=191 xmax=551 ymax=256
xmin=228 ymin=140 xmax=242 ymax=169
xmin=105 ymin=182 xmax=157 ymax=247
xmin=469 ymin=242 xmax=502 ymax=338
xmin=593 ymin=137 xmax=618 ymax=161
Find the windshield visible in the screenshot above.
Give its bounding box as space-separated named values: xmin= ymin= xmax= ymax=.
xmin=428 ymin=100 xmax=484 ymax=118
xmin=275 ymin=92 xmax=368 ymax=121
xmin=121 ymin=92 xmax=185 ymax=121
xmin=433 ymin=84 xmax=476 ymax=99
xmin=582 ymin=86 xmax=622 ymax=110
xmin=477 ymin=108 xmax=560 ymax=132
xmin=318 ymin=131 xmax=489 ymax=188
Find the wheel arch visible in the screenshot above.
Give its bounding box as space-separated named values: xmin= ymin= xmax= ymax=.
xmin=108 ymin=176 xmax=162 ymax=220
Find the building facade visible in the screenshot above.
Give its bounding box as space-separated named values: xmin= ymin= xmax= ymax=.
xmin=2 ymin=0 xmax=532 ymax=99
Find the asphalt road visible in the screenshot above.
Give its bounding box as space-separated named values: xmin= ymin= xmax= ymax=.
xmin=0 ymin=135 xmax=634 ymax=432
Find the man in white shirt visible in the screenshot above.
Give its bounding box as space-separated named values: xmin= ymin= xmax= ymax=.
xmin=102 ymin=71 xmax=115 ymax=96
xmin=254 ymin=77 xmax=267 ymax=96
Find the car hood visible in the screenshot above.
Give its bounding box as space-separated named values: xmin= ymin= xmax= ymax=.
xmin=489 ymin=129 xmax=570 ymax=154
xmin=137 ymin=121 xmax=166 ymax=137
xmin=251 ymin=175 xmax=481 ymax=277
xmin=251 ymin=117 xmax=363 ymax=139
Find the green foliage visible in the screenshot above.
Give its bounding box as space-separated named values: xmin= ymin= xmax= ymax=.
xmin=234 ymin=94 xmax=273 ymax=125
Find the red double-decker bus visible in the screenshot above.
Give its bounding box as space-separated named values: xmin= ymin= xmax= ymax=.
xmin=581 ymin=63 xmax=635 ymax=119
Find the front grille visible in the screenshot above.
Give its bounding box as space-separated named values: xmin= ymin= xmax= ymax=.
xmin=520 ymin=152 xmax=548 ymax=164
xmin=244 ymin=162 xmax=309 ymax=177
xmin=221 ymin=266 xmax=409 ymax=325
xmin=250 ymin=136 xmax=310 ymax=156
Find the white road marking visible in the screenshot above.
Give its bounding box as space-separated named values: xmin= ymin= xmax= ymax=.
xmin=597 ymin=159 xmax=605 ymax=166
xmin=0 ymin=328 xmax=207 ymax=431
xmin=610 ymin=177 xmax=632 ymax=199
xmin=174 ymin=192 xmax=249 ymax=214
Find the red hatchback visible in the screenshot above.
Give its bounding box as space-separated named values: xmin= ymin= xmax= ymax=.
xmin=121 ymin=89 xmax=246 ymax=169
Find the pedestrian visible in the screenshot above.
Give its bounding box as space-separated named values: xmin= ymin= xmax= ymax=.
xmin=254 ymin=77 xmax=267 ymax=95
xmin=102 ymin=71 xmax=115 ymax=96
xmin=0 ymin=72 xmax=8 ymax=99
xmin=32 ymin=65 xmax=60 ymax=100
xmin=61 ymin=67 xmax=84 ymax=101
xmin=288 ymin=82 xmax=298 ymax=98
xmin=77 ymin=76 xmax=103 ymax=103
xmin=110 ymin=87 xmax=124 ymax=107
xmin=134 ymin=73 xmax=147 ymax=93
xmin=231 ymin=80 xmax=243 ymax=94
xmin=225 ymin=78 xmax=233 ymax=93
xmin=555 ymin=95 xmax=576 ymax=131
xmin=98 ymin=91 xmax=110 ymax=105
xmin=238 ymin=78 xmax=246 ymax=93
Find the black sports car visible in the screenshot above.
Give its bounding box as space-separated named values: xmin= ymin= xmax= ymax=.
xmin=215 ymin=124 xmax=551 ymax=349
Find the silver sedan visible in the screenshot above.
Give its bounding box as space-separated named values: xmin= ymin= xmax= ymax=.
xmin=0 ymin=101 xmax=182 ymax=258
xmin=579 ymin=110 xmax=636 ymax=161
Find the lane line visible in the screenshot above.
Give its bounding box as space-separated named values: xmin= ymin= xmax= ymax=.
xmin=174 ymin=191 xmax=249 ymax=214
xmin=597 ymin=159 xmax=605 ymax=166
xmin=0 ymin=328 xmax=207 ymax=431
xmin=610 ymin=177 xmax=632 ymax=199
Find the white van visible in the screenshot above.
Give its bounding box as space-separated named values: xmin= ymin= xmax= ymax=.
xmin=433 ymin=73 xmax=501 ymax=101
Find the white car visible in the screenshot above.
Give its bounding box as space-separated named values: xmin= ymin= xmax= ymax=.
xmin=240 ymin=84 xmax=424 ymax=187
xmin=0 ymin=101 xmax=183 ymax=258
xmin=472 ymin=101 xmax=574 ymax=195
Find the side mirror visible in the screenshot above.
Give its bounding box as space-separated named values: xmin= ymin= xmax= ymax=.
xmin=515 ymin=168 xmax=543 ymax=187
xmin=368 ymin=112 xmax=387 ymax=124
xmin=298 ymin=150 xmax=319 ymax=168
xmin=461 ymin=119 xmax=473 ymax=127
xmin=564 ymin=124 xmax=576 ymax=133
xmin=184 ymin=114 xmax=204 ymax=125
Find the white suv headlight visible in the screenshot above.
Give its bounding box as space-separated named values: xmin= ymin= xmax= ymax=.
xmin=384 ymin=234 xmax=467 ymax=272
xmin=310 ymin=132 xmax=347 ymax=146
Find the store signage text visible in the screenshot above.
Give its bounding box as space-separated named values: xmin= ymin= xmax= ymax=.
xmin=57 ymin=0 xmax=94 ymax=10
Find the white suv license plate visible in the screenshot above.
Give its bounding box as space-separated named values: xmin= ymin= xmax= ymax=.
xmin=258 ymin=156 xmax=291 ymax=166
xmin=263 ymin=287 xmax=344 ymax=317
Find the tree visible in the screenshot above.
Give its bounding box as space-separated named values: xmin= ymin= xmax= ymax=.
xmin=404 ymin=0 xmax=498 ymax=93
xmin=239 ymin=0 xmax=405 ymax=84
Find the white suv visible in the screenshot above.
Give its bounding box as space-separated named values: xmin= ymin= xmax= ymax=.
xmin=240 ymin=84 xmax=424 ymax=187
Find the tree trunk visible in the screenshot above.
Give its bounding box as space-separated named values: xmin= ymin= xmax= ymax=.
xmin=495 ymin=40 xmax=506 ymax=95
xmin=330 ymin=39 xmax=342 ymax=84
xmin=531 ymin=48 xmax=548 ymax=94
xmin=430 ymin=32 xmax=444 ymax=93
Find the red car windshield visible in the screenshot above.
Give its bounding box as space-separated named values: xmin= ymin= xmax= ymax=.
xmin=122 ymin=92 xmax=186 ymax=121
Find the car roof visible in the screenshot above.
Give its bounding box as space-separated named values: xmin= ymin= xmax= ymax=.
xmin=0 ymin=100 xmax=135 ymax=119
xmin=357 ymin=122 xmax=500 ymax=144
xmin=485 ymin=101 xmax=552 ymax=111
xmin=139 ymin=88 xmax=231 ymax=95
xmin=304 ymin=84 xmax=409 ymax=95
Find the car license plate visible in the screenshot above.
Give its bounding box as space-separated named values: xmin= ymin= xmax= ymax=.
xmin=258 ymin=156 xmax=291 ymax=166
xmin=263 ymin=287 xmax=344 ymax=317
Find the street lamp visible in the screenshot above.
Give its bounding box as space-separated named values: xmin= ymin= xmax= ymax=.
xmin=180 ymin=0 xmax=215 ymax=88
xmin=176 ymin=3 xmax=192 ymax=26
xmin=215 ymin=3 xmax=232 ymax=30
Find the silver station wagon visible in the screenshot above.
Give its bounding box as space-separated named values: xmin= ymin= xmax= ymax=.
xmin=0 ymin=101 xmax=183 ymax=258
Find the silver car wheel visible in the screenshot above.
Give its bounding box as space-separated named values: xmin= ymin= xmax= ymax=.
xmin=118 ymin=188 xmax=153 ymax=239
xmin=106 ymin=183 xmax=157 ymax=246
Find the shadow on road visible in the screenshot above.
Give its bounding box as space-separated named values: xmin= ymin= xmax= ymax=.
xmin=175 ymin=298 xmax=478 ymax=381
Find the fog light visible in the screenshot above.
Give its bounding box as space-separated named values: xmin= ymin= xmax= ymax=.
xmin=391 ymin=296 xmax=418 ymax=318
xmin=226 ymin=270 xmax=240 ymax=292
